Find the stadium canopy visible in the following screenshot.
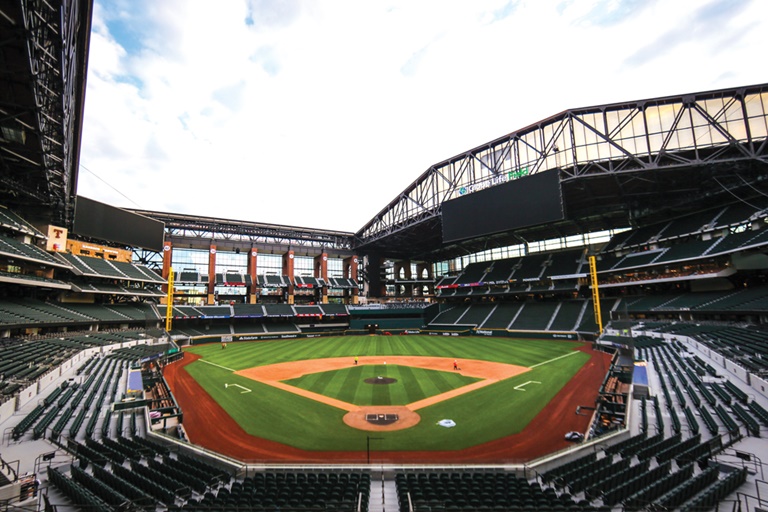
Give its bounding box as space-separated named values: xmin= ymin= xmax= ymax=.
xmin=355 ymin=83 xmax=768 ymax=262
xmin=130 ymin=209 xmax=355 ymax=254
xmin=0 ymin=0 xmax=93 ymax=228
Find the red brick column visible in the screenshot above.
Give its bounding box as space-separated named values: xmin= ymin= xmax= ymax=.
xmin=283 ymin=250 xmax=295 ymax=304
xmin=249 ymin=247 xmax=258 ymax=304
xmin=207 ymin=244 xmax=217 ymax=305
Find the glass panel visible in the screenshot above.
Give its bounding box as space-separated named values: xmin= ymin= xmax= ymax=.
xmin=327 ymin=258 xmax=343 ymax=278
xmin=257 ymin=253 xmax=282 ymax=275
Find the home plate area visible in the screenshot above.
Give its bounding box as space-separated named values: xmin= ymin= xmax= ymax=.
xmin=365 ymin=413 xmax=399 ymax=425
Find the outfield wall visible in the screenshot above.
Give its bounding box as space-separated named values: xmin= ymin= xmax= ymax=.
xmin=182 ymin=327 xmax=581 ymax=344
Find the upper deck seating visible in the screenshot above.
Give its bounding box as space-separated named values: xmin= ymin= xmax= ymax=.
xmin=321 ymin=304 xmax=348 ymax=316
xmin=481 ymin=258 xmax=517 ymax=283
xmin=195 ymin=306 xmax=232 ymax=318
xmin=512 ymin=253 xmax=548 ymax=281
xmin=327 ymin=277 xmax=358 ymax=288
xmin=173 ymin=306 xmax=202 ymax=318
xmin=258 ymin=274 xmax=289 ymax=287
xmin=0 ymin=234 xmax=70 ymax=267
xmin=708 ymin=229 xmax=763 ymax=255
xmin=0 ymin=206 xmax=46 ymax=237
xmin=611 ymin=250 xmax=664 ymax=271
xmin=659 ymin=210 xmax=719 ymax=240
xmin=264 ymin=304 xmax=296 ymax=316
xmin=294 ymin=305 xmax=323 ymax=316
xmin=435 ymin=275 xmax=458 ymax=288
xmin=619 ymin=223 xmax=670 ymax=250
xmin=295 ymin=276 xmax=322 ymax=287
xmin=713 ymin=199 xmax=768 ymax=228
xmin=109 ymin=260 xmax=164 ymax=283
xmin=652 ymin=238 xmax=720 ymax=264
xmin=602 ymin=229 xmax=635 ymax=252
xmin=454 ymin=261 xmax=490 ymax=285
xmin=221 ymin=272 xmax=246 ymax=285
xmin=544 ymin=249 xmax=584 ymax=278
xmin=0 ymin=270 xmax=71 ymax=289
xmin=232 ymin=304 xmax=265 ymax=317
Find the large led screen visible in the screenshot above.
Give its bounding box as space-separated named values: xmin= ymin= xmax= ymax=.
xmin=73 ymin=196 xmax=165 ymax=251
xmin=441 ymin=168 xmax=563 ymax=243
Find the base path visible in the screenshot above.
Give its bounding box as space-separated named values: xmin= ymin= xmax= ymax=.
xmin=163 ymin=344 xmax=613 ymax=464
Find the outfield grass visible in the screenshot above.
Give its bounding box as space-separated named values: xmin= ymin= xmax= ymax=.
xmin=183 ymin=335 xmax=590 ymax=451
xmin=284 ymin=364 xmax=481 ymax=406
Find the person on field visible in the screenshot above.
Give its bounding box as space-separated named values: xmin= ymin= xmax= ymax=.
xmin=453 ymin=360 xmax=458 ymax=370
xmin=354 ymin=356 xmax=358 ymax=365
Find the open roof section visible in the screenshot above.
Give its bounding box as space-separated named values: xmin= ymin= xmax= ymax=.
xmin=355 ymin=83 xmax=768 ymax=262
xmin=0 ymin=0 xmax=93 ymax=228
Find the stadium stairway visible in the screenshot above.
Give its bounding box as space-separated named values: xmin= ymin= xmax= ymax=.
xmin=623 ymin=333 xmax=768 ymax=511
xmin=368 ymin=470 xmax=397 ymax=512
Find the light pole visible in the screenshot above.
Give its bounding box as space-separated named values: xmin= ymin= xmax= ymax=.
xmin=366 ymin=435 xmax=383 ymax=464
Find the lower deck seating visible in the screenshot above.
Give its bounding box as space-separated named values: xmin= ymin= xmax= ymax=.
xmin=396 ymin=470 xmax=606 ymax=512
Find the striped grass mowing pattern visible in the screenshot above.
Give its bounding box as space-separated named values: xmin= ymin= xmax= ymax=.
xmin=284 ymin=364 xmax=481 ymax=406
xmin=182 ymin=335 xmax=592 ymax=451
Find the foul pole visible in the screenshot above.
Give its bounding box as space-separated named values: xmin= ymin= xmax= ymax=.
xmin=588 ymin=255 xmax=603 ymax=334
xmin=165 ymin=267 xmax=174 ymax=332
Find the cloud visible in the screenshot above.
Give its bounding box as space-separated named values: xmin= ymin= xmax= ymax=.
xmin=624 ymin=0 xmax=755 ymax=67
xmin=245 ymin=0 xmax=306 ymax=29
xmin=578 ymin=0 xmax=653 ymax=27
xmin=78 ymin=0 xmax=768 ymax=234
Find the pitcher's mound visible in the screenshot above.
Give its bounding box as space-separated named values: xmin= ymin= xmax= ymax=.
xmin=364 ymin=377 xmax=397 ymax=384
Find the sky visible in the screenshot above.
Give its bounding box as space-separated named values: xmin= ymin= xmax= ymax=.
xmin=77 ymin=0 xmax=768 ymax=233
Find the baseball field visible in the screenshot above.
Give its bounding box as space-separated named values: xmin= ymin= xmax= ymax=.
xmin=163 ymin=335 xmax=612 ymax=463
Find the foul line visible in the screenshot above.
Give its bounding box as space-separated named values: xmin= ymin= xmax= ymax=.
xmin=200 ymin=360 xmax=235 ymax=372
xmin=530 ymin=350 xmax=580 ymax=368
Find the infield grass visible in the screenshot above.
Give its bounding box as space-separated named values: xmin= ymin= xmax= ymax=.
xmin=284 ymin=364 xmax=481 ymax=406
xmin=182 ymin=335 xmax=592 ymax=451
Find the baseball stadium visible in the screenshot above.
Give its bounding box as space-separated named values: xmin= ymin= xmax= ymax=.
xmin=1 ymin=2 xmax=768 ymax=512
